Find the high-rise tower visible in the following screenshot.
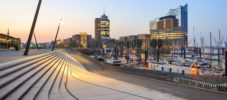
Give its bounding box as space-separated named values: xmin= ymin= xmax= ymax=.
xmin=95 ymin=14 xmax=110 ymax=40
xmin=95 ymin=13 xmax=110 ymax=48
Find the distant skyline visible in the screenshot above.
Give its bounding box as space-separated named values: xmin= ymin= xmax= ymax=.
xmin=0 ymin=0 xmax=227 ymax=46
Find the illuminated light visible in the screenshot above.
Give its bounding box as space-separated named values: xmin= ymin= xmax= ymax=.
xmin=102 ymin=44 xmax=107 ymax=48
xmin=71 ymin=69 xmax=85 ymax=77
xmin=101 ymin=31 xmax=106 ymax=35
xmin=71 ymin=72 xmax=80 ymax=77
xmin=57 ymin=19 xmax=63 ymax=24
xmin=141 ymin=54 xmax=145 ymax=59
xmin=190 ymin=68 xmax=198 ymax=75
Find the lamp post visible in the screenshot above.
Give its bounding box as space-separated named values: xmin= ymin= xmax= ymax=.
xmin=6 ymin=30 xmax=9 ymax=49
xmin=24 ymin=0 xmax=42 ymax=56
xmin=183 ymin=34 xmax=187 ymax=59
xmin=34 ymin=32 xmax=39 ymax=49
xmin=52 ymin=19 xmax=62 ymax=51
xmin=225 ymin=51 xmax=227 ymax=77
xmin=156 ymin=36 xmax=160 ymax=63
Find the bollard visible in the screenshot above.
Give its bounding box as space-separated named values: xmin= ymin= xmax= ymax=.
xmin=225 ymin=51 xmax=227 ymax=77
xmin=222 ymin=48 xmax=225 ymax=55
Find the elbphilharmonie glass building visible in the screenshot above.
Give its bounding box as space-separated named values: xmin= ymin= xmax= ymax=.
xmin=150 ymin=4 xmax=188 ymax=52
xmin=167 ymin=4 xmax=188 ymax=34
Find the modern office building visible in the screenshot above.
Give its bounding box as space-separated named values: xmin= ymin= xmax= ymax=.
xmin=119 ymin=35 xmax=135 ymax=49
xmin=119 ymin=34 xmax=150 ymax=59
xmin=63 ymin=38 xmax=72 ymax=48
xmin=150 ymin=4 xmax=188 ymax=52
xmin=87 ymin=35 xmax=92 ymax=48
xmin=157 ymin=16 xmax=178 ymax=29
xmin=119 ymin=34 xmax=150 ymax=50
xmin=95 ymin=13 xmax=110 ymax=48
xmin=72 ymin=32 xmax=92 ymax=48
xmin=137 ymin=34 xmax=150 ymax=49
xmin=95 ymin=14 xmax=110 ymax=40
xmin=167 ymin=4 xmax=188 ymax=34
xmin=80 ymin=32 xmax=88 ymax=48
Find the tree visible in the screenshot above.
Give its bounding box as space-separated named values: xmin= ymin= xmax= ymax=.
xmin=136 ymin=39 xmax=142 ymax=49
xmin=150 ymin=39 xmax=157 ymax=49
xmin=150 ymin=39 xmax=163 ymax=62
xmin=126 ymin=41 xmax=131 ymax=48
xmin=150 ymin=39 xmax=162 ymax=49
xmin=117 ymin=41 xmax=124 ymax=57
xmin=135 ymin=39 xmax=142 ymax=62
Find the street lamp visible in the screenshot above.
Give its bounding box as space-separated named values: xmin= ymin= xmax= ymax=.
xmin=6 ymin=29 xmax=10 ymax=49
xmin=24 ymin=0 xmax=42 ymax=56
xmin=52 ymin=19 xmax=63 ymax=51
xmin=34 ymin=32 xmax=39 ymax=49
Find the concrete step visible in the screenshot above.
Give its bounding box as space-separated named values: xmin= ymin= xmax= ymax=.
xmin=0 ymin=52 xmax=62 ymax=100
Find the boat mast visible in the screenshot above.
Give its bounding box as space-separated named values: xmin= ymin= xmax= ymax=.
xmin=218 ymin=29 xmax=221 ymax=69
xmin=193 ymin=27 xmax=196 ymax=48
xmin=200 ymin=35 xmax=205 ymax=58
xmin=210 ymin=32 xmax=212 ymax=68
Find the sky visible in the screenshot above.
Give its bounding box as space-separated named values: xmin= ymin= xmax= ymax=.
xmin=0 ymin=0 xmax=227 ymax=46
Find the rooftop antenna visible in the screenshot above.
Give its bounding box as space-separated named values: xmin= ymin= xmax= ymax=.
xmin=193 ymin=27 xmax=196 ymax=48
xmin=200 ymin=34 xmax=205 ymax=55
xmin=218 ymin=29 xmax=221 ymax=69
xmin=103 ymin=6 xmax=106 ymax=15
xmin=209 ymin=32 xmax=212 ymax=68
xmin=33 ymin=32 xmax=39 ymax=49
xmin=7 ymin=28 xmax=10 ymax=49
xmin=7 ymin=28 xmax=10 ymax=36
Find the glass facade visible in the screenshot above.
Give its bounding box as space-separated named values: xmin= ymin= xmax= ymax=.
xmin=72 ymin=32 xmax=92 ymax=48
xmin=100 ymin=20 xmax=110 ymax=37
xmin=80 ymin=32 xmax=87 ymax=48
xmin=181 ymin=4 xmax=188 ymax=34
xmin=95 ymin=14 xmax=110 ymax=39
xmin=151 ymin=32 xmax=185 ymax=49
xmin=166 ymin=4 xmax=188 ymax=34
xmin=150 ymin=4 xmax=188 ymax=51
xmin=95 ymin=14 xmax=111 ymax=48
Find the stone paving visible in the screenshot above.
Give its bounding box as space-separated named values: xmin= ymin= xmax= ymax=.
xmin=0 ymin=49 xmax=226 ymax=100
xmin=0 ymin=50 xmax=186 ymax=100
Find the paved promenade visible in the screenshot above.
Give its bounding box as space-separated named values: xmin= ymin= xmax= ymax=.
xmin=67 ymin=49 xmax=227 ymax=100
xmin=0 ymin=49 xmax=226 ymax=100
xmin=1 ymin=50 xmax=181 ymax=100
xmin=0 ymin=49 xmax=51 ymax=63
